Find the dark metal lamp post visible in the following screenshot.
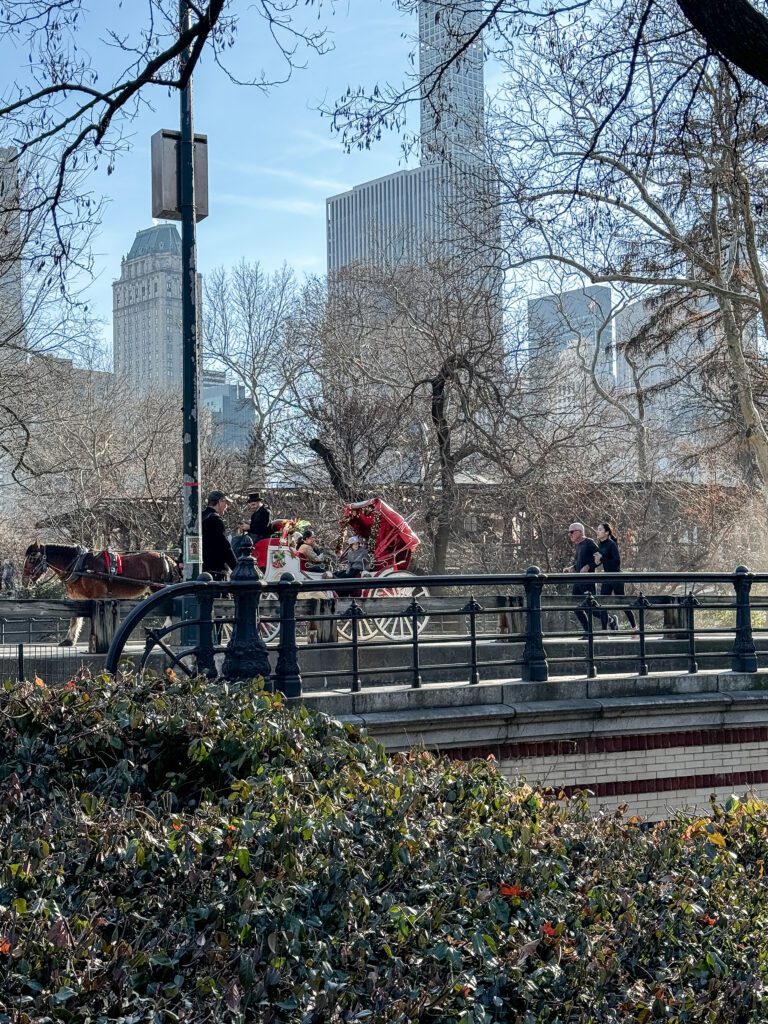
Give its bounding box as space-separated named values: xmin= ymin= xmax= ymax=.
xmin=151 ymin=2 xmax=209 ymax=584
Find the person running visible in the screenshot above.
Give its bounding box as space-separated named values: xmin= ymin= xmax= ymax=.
xmin=595 ymin=522 xmax=636 ymax=629
xmin=567 ymin=521 xmax=609 ymax=636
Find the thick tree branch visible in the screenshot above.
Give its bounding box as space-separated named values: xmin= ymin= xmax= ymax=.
xmin=675 ymin=0 xmax=768 ymax=89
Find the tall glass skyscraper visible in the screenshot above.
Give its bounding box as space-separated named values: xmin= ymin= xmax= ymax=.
xmin=419 ymin=0 xmax=485 ymax=164
xmin=326 ymin=1 xmax=496 ymax=276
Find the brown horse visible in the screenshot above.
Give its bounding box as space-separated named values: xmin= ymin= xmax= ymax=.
xmin=23 ymin=541 xmax=180 ymax=645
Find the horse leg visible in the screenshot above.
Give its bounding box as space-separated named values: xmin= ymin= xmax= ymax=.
xmin=60 ymin=616 xmax=83 ymax=647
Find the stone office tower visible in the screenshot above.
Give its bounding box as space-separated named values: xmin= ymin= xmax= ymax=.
xmin=112 ymin=224 xmax=184 ymax=392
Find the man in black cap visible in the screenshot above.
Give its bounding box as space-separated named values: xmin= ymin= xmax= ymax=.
xmin=240 ymin=492 xmax=272 ymax=544
xmin=202 ymin=490 xmax=237 ymax=580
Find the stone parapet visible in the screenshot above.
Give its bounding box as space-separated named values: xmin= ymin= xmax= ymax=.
xmin=297 ymin=671 xmax=768 ymax=820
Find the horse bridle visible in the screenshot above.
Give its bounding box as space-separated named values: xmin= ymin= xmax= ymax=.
xmin=25 ymin=545 xmax=85 ymax=585
xmin=24 ymin=545 xmax=49 ymax=584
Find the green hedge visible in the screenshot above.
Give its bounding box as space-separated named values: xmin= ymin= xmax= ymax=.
xmin=1 ymin=673 xmax=767 ymax=1023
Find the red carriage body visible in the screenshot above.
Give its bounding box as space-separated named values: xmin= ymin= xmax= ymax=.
xmin=253 ymin=518 xmax=303 ymax=573
xmin=253 ymin=503 xmax=420 ymax=576
xmin=340 ymin=497 xmax=420 ymax=571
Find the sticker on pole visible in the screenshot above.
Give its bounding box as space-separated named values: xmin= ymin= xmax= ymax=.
xmin=185 ymin=536 xmax=201 ymax=563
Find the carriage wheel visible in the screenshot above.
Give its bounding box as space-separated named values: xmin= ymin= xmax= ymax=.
xmin=373 ymin=573 xmax=430 ymax=641
xmin=336 ymin=596 xmax=380 ymax=643
xmin=260 ymin=598 xmax=280 ymax=643
xmin=214 ymin=617 xmax=278 ymax=647
xmin=259 ymin=619 xmax=280 ymax=645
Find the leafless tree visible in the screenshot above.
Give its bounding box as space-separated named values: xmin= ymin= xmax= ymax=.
xmin=296 ymin=256 xmax=515 ymax=572
xmin=0 ymin=2 xmax=335 ymax=233
xmin=6 ymin=355 xmax=236 ymax=548
xmin=330 ymin=1 xmax=768 ymax=153
xmin=203 ymin=260 xmax=303 ymax=486
xmin=476 ymin=5 xmax=768 ymax=491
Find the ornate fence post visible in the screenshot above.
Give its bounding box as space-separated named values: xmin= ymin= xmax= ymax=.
xmin=583 ymin=593 xmax=597 ymax=679
xmin=221 ymin=537 xmax=271 ymax=684
xmin=274 ymin=572 xmax=302 ymax=698
xmin=344 ymin=598 xmax=364 ymax=694
xmin=636 ymin=592 xmax=649 ymax=676
xmin=684 ymin=591 xmax=699 ymax=675
xmin=407 ymin=596 xmax=424 ymax=689
xmin=521 ymin=566 xmax=548 ymax=682
xmin=732 ymin=565 xmax=758 ymax=674
xmin=461 ymin=595 xmax=482 ymax=685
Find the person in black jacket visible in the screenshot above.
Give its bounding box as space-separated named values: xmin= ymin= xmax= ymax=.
xmin=202 ymin=490 xmax=237 ymax=580
xmin=595 ymin=522 xmax=636 ymax=628
xmin=240 ymin=492 xmax=272 ymax=543
xmin=567 ymin=521 xmax=609 ymax=635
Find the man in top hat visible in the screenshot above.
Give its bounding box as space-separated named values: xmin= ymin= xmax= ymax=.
xmin=202 ymin=489 xmax=237 ymax=580
xmin=240 ymin=492 xmax=272 ymax=544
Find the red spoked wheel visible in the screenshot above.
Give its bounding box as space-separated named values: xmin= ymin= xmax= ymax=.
xmin=373 ymin=570 xmax=430 ymax=640
xmin=336 ymin=587 xmax=380 ymax=642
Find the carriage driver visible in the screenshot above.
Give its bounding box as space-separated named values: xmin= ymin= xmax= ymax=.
xmin=202 ymin=489 xmax=237 ymax=580
xmin=239 ymin=492 xmax=272 ymax=543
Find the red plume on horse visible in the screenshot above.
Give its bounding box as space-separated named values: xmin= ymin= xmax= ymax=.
xmin=22 ymin=541 xmax=180 ymax=646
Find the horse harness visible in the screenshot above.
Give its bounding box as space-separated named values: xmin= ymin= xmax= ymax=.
xmin=30 ymin=545 xmax=178 ymax=590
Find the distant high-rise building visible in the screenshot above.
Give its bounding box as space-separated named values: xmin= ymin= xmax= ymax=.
xmin=527 ymin=285 xmax=616 ymax=384
xmin=326 ymin=1 xmax=498 ymax=278
xmin=202 ymin=368 xmax=254 ymax=451
xmin=0 ymin=147 xmax=24 ymax=353
xmin=419 ymin=0 xmax=485 ymax=164
xmin=327 ymin=161 xmax=493 ymax=271
xmin=112 ymin=224 xmax=184 ymax=392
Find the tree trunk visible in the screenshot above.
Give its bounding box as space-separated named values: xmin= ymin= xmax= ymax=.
xmin=430 ymin=369 xmax=458 ymax=575
xmin=308 ymin=438 xmax=358 ymax=501
xmin=718 ymin=297 xmax=768 ymax=490
xmin=636 ymin=421 xmax=649 ymax=485
xmin=245 ymin=426 xmax=267 ymax=489
xmin=431 ymin=514 xmax=452 ymax=576
xmin=675 ymin=0 xmax=768 ymax=90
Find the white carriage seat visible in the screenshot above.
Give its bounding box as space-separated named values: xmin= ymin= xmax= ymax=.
xmin=262 ymin=544 xmax=302 ymax=582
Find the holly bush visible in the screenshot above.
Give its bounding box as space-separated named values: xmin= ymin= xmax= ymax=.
xmin=1 ymin=673 xmax=767 ymax=1023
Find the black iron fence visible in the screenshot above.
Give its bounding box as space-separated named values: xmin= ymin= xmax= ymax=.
xmin=102 ymin=549 xmax=768 ymax=696
xmin=0 ymin=614 xmax=73 ymax=645
xmin=0 ymin=643 xmax=94 ymax=684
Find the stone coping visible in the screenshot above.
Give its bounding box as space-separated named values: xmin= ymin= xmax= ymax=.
xmin=293 ymin=670 xmax=768 ymax=750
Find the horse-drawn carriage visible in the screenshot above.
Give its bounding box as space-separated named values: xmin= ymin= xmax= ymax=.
xmin=254 ymin=497 xmax=429 ymax=643
xmin=21 ymin=497 xmax=427 ymax=648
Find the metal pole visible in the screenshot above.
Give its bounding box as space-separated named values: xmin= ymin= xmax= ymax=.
xmin=179 ymin=0 xmax=201 ymax=581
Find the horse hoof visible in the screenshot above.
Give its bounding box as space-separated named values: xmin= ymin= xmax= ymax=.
xmin=59 ymin=638 xmax=74 ymax=647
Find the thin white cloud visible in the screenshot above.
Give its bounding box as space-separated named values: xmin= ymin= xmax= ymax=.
xmin=216 ymin=193 xmax=322 ymax=218
xmin=284 ymin=128 xmax=344 ymax=157
xmin=215 ymin=159 xmax=350 ymax=193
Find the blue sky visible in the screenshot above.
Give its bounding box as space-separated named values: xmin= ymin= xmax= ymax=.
xmin=9 ymin=2 xmax=422 ymax=348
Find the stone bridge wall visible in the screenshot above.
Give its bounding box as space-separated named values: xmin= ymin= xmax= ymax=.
xmin=301 ymin=671 xmax=768 ymax=820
